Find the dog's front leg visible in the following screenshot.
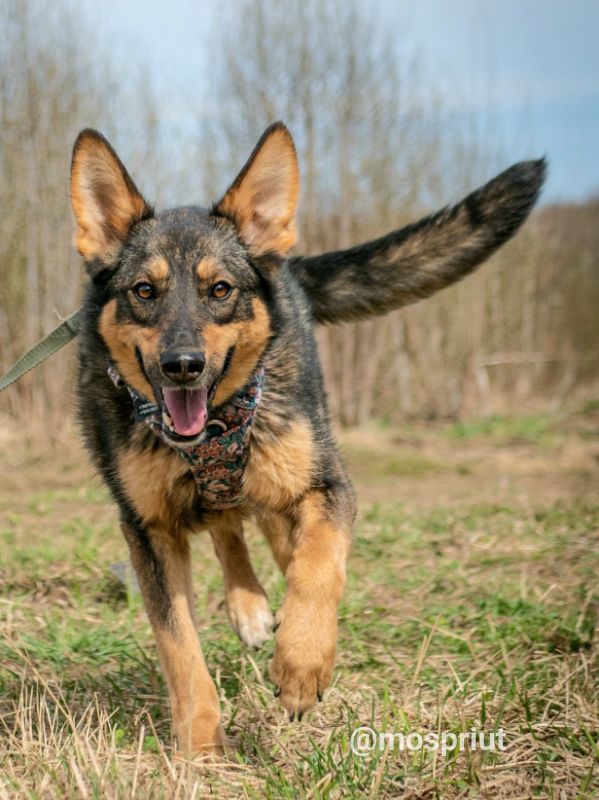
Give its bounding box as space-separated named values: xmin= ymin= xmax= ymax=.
xmin=122 ymin=520 xmax=225 ymax=756
xmin=208 ymin=510 xmax=274 ymax=648
xmin=268 ymin=491 xmax=352 ymax=717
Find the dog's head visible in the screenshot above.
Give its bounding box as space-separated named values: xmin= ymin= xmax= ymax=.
xmin=70 ymin=123 xmax=299 ymax=446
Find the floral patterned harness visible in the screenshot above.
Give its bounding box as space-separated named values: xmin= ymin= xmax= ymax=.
xmin=108 ymin=362 xmax=264 ymax=510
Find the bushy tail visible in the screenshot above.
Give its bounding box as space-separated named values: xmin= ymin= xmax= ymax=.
xmin=289 ymin=159 xmax=546 ymax=324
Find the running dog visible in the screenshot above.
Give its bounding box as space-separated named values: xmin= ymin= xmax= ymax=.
xmin=69 ymin=123 xmax=544 ymax=754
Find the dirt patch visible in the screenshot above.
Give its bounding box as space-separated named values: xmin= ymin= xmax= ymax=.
xmin=339 ymin=412 xmax=599 ymax=509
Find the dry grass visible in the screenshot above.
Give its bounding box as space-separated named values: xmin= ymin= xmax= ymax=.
xmin=0 ymin=404 xmax=598 ymax=798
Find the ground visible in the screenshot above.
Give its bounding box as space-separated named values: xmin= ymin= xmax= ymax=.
xmin=0 ymin=403 xmax=598 ymax=799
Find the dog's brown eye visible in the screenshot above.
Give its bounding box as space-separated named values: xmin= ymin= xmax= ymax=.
xmin=211 ymin=281 xmax=231 ymax=299
xmin=134 ymin=282 xmax=154 ymax=300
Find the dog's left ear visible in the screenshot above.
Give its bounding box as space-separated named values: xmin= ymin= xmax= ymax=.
xmin=214 ymin=122 xmax=300 ymax=258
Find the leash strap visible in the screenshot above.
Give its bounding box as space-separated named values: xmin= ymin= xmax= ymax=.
xmin=0 ymin=309 xmax=83 ymax=392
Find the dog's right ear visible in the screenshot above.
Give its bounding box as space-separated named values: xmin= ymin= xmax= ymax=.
xmin=70 ymin=129 xmax=152 ymax=275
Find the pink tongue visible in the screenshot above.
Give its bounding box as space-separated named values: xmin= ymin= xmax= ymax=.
xmin=162 ymin=388 xmax=208 ymax=436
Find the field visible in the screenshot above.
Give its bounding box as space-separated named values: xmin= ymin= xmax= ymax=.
xmin=0 ymin=404 xmax=598 ymax=799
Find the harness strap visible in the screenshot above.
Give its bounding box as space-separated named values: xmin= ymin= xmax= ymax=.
xmin=0 ymin=309 xmax=83 ymax=392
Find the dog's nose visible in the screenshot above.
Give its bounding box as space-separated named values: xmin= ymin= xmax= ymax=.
xmin=160 ymin=351 xmax=206 ymax=383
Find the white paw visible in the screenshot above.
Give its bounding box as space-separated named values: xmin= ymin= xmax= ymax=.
xmin=227 ymin=590 xmax=274 ymax=648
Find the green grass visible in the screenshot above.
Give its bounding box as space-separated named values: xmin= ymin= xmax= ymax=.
xmin=341 ymin=443 xmax=444 ymax=481
xmin=579 ymin=399 xmax=599 ymax=417
xmin=444 ymin=413 xmax=553 ymax=445
xmin=0 ymin=427 xmax=598 ymax=798
xmin=344 ymin=444 xmax=443 ymax=475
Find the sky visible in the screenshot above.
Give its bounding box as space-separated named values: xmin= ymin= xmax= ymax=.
xmin=80 ymin=0 xmax=599 ymax=204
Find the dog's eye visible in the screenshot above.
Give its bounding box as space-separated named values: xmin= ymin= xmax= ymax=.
xmin=134 ymin=282 xmax=154 ymax=300
xmin=210 ymin=281 xmax=232 ymax=300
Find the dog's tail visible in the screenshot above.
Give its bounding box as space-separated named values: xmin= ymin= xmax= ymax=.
xmin=289 ymin=159 xmax=546 ymax=324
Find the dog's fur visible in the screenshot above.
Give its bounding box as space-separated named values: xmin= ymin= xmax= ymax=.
xmin=70 ymin=122 xmax=545 ymax=754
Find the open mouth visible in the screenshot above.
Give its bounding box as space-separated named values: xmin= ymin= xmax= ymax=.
xmin=137 ymin=347 xmax=233 ymax=445
xmin=157 ymin=366 xmax=227 ymax=445
xmin=161 ymin=386 xmax=209 ymax=439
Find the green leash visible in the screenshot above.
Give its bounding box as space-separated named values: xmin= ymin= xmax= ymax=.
xmin=0 ymin=309 xmax=83 ymax=392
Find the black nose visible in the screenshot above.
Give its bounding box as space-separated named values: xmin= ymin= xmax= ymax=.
xmin=160 ymin=351 xmax=206 ymax=383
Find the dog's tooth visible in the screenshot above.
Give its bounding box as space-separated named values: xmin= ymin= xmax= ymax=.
xmin=162 ymin=411 xmax=175 ymax=432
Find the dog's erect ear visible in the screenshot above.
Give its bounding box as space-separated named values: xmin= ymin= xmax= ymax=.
xmin=214 ymin=122 xmax=300 ymax=258
xmin=70 ymin=129 xmax=152 ymax=272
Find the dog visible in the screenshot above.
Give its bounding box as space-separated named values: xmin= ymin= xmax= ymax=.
xmin=69 ymin=122 xmax=544 ymax=755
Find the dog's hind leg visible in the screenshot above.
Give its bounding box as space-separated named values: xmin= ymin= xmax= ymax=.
xmin=208 ymin=510 xmax=274 ymax=648
xmin=122 ymin=520 xmax=226 ymax=756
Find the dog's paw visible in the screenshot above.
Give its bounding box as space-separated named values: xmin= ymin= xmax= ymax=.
xmin=269 ymin=596 xmax=337 ymax=716
xmin=174 ymin=711 xmax=229 ymax=758
xmin=226 ymin=586 xmax=274 ymax=648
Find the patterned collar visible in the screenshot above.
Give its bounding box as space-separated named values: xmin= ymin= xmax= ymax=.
xmin=107 ymin=361 xmax=264 ymax=510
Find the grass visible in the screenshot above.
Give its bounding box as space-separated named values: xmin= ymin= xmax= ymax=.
xmin=340 ymin=444 xmax=443 ymax=479
xmin=444 ymin=413 xmax=553 ymax=445
xmin=0 ymin=408 xmax=598 ymax=798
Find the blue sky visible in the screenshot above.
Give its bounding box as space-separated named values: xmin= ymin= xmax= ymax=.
xmin=81 ymin=0 xmax=599 ymax=204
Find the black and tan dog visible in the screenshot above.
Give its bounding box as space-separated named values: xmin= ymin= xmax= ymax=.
xmin=70 ymin=123 xmax=544 ymax=755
